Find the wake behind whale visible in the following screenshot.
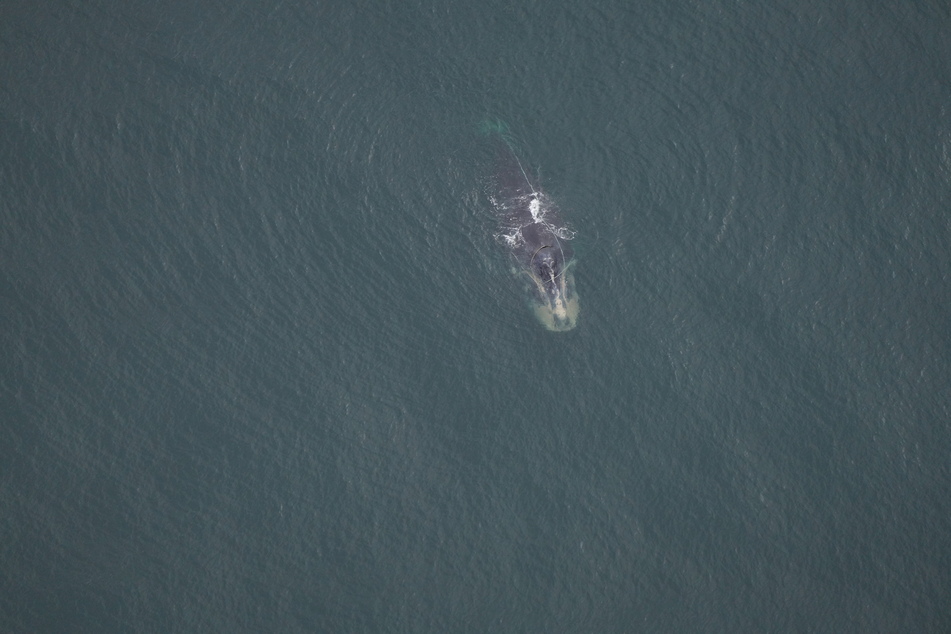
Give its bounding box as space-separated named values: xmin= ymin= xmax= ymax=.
xmin=486 ymin=131 xmax=579 ymax=331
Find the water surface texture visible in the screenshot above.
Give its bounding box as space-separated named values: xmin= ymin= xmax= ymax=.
xmin=2 ymin=0 xmax=950 ymax=631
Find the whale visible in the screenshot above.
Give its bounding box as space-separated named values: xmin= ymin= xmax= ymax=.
xmin=489 ymin=138 xmax=580 ymax=331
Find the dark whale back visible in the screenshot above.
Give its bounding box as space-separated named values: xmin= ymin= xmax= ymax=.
xmin=490 ymin=140 xmax=572 ymax=262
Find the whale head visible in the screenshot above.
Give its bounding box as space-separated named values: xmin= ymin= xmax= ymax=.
xmin=527 ymin=245 xmax=579 ymax=332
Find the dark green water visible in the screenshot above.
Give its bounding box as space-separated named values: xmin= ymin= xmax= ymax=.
xmin=2 ymin=0 xmax=949 ymax=631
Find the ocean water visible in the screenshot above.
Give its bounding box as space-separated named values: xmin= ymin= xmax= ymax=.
xmin=2 ymin=0 xmax=949 ymax=631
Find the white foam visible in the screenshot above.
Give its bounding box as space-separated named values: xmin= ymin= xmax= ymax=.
xmin=496 ymin=228 xmax=523 ymax=248
xmin=529 ymin=196 xmax=542 ymax=221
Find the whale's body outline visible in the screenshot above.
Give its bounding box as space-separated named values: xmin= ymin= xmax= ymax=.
xmin=488 ymin=137 xmax=579 ymax=331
